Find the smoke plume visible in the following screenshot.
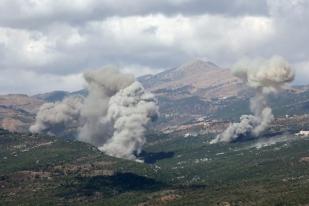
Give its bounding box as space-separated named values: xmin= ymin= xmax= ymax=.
xmin=100 ymin=82 xmax=158 ymax=159
xmin=30 ymin=96 xmax=84 ymax=136
xmin=30 ymin=68 xmax=158 ymax=160
xmin=78 ymin=68 xmax=135 ymax=148
xmin=211 ymin=56 xmax=294 ymax=144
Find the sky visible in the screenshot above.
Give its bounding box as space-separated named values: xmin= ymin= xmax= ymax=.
xmin=0 ymin=0 xmax=308 ymax=94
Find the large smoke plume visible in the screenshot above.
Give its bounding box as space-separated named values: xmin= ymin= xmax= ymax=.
xmin=211 ymin=56 xmax=294 ymax=144
xmin=30 ymin=68 xmax=158 ymax=160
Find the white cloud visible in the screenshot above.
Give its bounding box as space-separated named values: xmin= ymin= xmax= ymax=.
xmin=0 ymin=14 xmax=274 ymax=73
xmin=0 ymin=27 xmax=59 ymax=70
xmin=0 ymin=0 xmax=308 ymax=94
xmin=0 ymin=69 xmax=84 ymax=95
xmin=0 ymin=0 xmax=268 ymax=29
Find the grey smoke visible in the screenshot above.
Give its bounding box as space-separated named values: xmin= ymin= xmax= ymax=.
xmin=78 ymin=68 xmax=135 ymax=147
xmin=211 ymin=56 xmax=294 ymax=144
xmin=30 ymin=96 xmax=84 ymax=136
xmin=100 ymin=81 xmax=158 ymax=159
xmin=30 ymin=67 xmax=158 ymax=160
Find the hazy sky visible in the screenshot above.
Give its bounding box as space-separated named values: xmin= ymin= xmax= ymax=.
xmin=0 ymin=0 xmax=308 ymax=94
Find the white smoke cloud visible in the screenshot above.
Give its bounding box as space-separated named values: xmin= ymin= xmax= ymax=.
xmin=100 ymin=82 xmax=158 ymax=159
xmin=30 ymin=96 xmax=84 ymax=136
xmin=30 ymin=68 xmax=158 ymax=160
xmin=211 ymin=56 xmax=294 ymax=144
xmin=232 ymin=56 xmax=295 ymax=92
xmin=78 ymin=68 xmax=135 ymax=147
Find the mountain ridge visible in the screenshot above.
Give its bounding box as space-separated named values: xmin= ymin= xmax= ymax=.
xmin=0 ymin=59 xmax=308 ymax=133
xmin=138 ymin=59 xmax=246 ymax=100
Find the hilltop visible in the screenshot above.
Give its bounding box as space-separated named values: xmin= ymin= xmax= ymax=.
xmin=139 ymin=59 xmax=246 ymax=100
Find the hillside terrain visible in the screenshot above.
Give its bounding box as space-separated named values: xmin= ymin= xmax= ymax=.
xmin=0 ymin=60 xmax=309 ymax=205
xmin=0 ymin=95 xmax=44 ymax=132
xmin=0 ymin=60 xmax=308 ymax=134
xmin=1 ymin=125 xmax=309 ymax=205
xmin=138 ymin=59 xmax=246 ymax=100
xmin=0 ymin=129 xmax=162 ymax=205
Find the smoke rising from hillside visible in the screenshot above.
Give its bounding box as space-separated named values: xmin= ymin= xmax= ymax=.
xmin=100 ymin=82 xmax=158 ymax=159
xmin=30 ymin=96 xmax=84 ymax=136
xmin=30 ymin=68 xmax=158 ymax=160
xmin=211 ymin=56 xmax=294 ymax=144
xmin=78 ymin=68 xmax=135 ymax=148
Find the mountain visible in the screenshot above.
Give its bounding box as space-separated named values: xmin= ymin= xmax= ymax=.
xmin=34 ymin=91 xmax=70 ymax=102
xmin=138 ymin=59 xmax=247 ymax=100
xmin=34 ymin=90 xmax=88 ymax=103
xmin=1 ymin=60 xmax=309 ymax=205
xmin=0 ymin=59 xmax=308 ymax=133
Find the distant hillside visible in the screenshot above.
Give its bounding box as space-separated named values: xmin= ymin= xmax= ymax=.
xmin=0 ymin=90 xmax=89 ymax=133
xmin=34 ymin=91 xmax=70 ymax=102
xmin=0 ymin=60 xmax=308 ymax=133
xmin=139 ymin=60 xmax=309 ymax=128
xmin=138 ymin=59 xmax=247 ymax=100
xmin=0 ymin=94 xmax=44 ymax=132
xmin=34 ymin=90 xmax=87 ymax=102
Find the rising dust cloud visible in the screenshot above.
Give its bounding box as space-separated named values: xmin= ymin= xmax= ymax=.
xmin=211 ymin=56 xmax=295 ymax=144
xmin=30 ymin=68 xmax=159 ymax=160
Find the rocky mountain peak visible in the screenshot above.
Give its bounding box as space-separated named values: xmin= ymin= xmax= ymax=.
xmin=138 ymin=59 xmax=244 ymax=99
xmin=177 ymin=59 xmax=220 ymax=73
